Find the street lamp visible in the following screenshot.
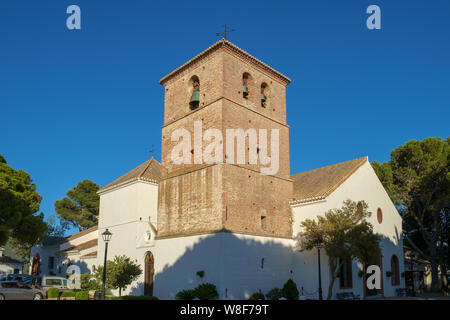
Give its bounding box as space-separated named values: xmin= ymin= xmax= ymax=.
xmin=409 ymin=252 xmax=416 ymax=297
xmin=101 ymin=229 xmax=112 ymax=300
xmin=317 ymin=236 xmax=324 ymax=300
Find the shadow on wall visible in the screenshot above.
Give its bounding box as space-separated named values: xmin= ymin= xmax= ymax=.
xmin=152 ymin=232 xmax=296 ymax=300
xmin=122 ymin=228 xmax=404 ymax=299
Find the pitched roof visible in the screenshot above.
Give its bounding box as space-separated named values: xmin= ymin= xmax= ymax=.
xmin=98 ymin=158 xmax=161 ymax=193
xmin=81 ymin=251 xmax=97 ymax=258
xmin=0 ymin=255 xmax=23 ymax=265
xmin=159 ymin=39 xmax=291 ymax=85
xmin=61 ymin=239 xmax=98 ymax=253
xmin=66 ymin=226 xmax=98 ymax=241
xmin=291 ymin=157 xmax=368 ymax=203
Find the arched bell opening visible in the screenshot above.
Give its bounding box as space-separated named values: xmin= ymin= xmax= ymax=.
xmin=261 ymin=82 xmax=269 ymax=108
xmin=189 ymin=75 xmax=200 ymax=110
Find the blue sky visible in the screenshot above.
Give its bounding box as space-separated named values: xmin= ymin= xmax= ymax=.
xmin=1 ymin=1 xmax=449 ymax=236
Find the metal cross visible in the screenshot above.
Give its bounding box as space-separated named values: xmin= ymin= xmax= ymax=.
xmin=216 ymin=25 xmax=235 ymax=40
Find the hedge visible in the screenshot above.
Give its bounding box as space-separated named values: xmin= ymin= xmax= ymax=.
xmin=47 ymin=288 xmax=59 ymax=298
xmin=60 ymin=291 xmax=77 ymax=297
xmin=75 ymin=291 xmax=90 ymax=300
xmin=106 ymin=295 xmax=159 ymax=300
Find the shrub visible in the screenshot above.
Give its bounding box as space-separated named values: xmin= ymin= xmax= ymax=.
xmin=75 ymin=291 xmax=90 ymax=300
xmin=60 ymin=291 xmax=77 ymax=297
xmin=265 ymin=288 xmax=282 ymax=300
xmin=194 ymin=283 xmax=218 ymax=300
xmin=106 ymin=295 xmax=159 ymax=300
xmin=47 ymin=288 xmax=59 ymax=298
xmin=175 ymin=289 xmax=196 ymax=300
xmin=282 ymin=279 xmax=299 ymax=300
xmin=248 ymin=292 xmax=265 ymax=300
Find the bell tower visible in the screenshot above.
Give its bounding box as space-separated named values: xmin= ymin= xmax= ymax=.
xmin=157 ymin=40 xmax=293 ymax=239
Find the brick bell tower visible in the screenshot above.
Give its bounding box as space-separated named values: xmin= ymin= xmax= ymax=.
xmin=157 ymin=39 xmax=293 ymax=239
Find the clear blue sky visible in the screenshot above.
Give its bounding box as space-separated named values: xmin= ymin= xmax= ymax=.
xmin=1 ymin=1 xmax=449 ymax=236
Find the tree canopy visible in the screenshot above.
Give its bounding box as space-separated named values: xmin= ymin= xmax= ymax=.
xmin=296 ymin=200 xmax=381 ymax=299
xmin=372 ymin=137 xmax=449 ymax=289
xmin=0 ymin=153 xmax=47 ymax=247
xmin=94 ymin=255 xmax=142 ymax=296
xmin=54 ymin=180 xmax=100 ymax=231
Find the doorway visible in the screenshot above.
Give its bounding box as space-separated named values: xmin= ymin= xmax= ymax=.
xmin=144 ymin=251 xmax=154 ymax=296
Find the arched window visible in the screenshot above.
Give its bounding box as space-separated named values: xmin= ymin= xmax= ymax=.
xmin=356 ymin=201 xmax=363 ymax=218
xmin=189 ymin=76 xmax=200 ymax=110
xmin=144 ymin=251 xmax=155 ymax=296
xmin=261 ymin=83 xmax=268 ymax=108
xmin=339 ymin=257 xmax=353 ymax=289
xmin=243 ymin=73 xmax=250 ymax=99
xmin=391 ymin=255 xmax=400 ymax=286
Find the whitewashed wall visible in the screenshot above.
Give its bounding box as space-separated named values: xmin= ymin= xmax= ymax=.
xmin=292 ymin=160 xmax=405 ymax=299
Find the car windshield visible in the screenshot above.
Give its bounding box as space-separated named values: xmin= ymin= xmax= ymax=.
xmin=45 ymin=279 xmax=62 ymax=286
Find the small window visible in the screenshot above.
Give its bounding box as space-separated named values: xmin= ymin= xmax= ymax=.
xmin=261 ymin=216 xmax=267 ymax=231
xmin=356 ymin=201 xmax=363 ymax=218
xmin=48 ymin=256 xmax=55 ymax=270
xmin=339 ymin=257 xmax=353 ymax=289
xmin=377 ymin=208 xmax=383 ymax=224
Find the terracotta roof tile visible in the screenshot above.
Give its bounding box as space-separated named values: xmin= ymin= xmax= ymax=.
xmin=61 ymin=239 xmax=98 ymax=253
xmin=291 ymin=157 xmax=368 ymax=203
xmin=159 ymin=39 xmax=291 ymax=85
xmin=66 ymin=226 xmax=98 ymax=241
xmin=98 ymin=158 xmax=161 ymax=193
xmin=81 ymin=251 xmax=97 ymax=258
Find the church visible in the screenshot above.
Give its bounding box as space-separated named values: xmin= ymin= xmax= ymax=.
xmin=31 ymin=39 xmax=405 ymax=299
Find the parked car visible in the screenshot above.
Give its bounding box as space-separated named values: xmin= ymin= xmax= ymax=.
xmin=38 ymin=276 xmax=68 ymax=294
xmin=0 ymin=281 xmax=45 ymax=300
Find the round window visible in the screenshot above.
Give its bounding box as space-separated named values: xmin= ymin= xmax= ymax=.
xmin=377 ymin=208 xmax=383 ymax=224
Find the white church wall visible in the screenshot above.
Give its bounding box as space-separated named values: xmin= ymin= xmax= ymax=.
xmin=291 ymin=160 xmax=405 ymax=298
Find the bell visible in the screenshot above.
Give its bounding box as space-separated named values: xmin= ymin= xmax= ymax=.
xmin=261 ymin=93 xmax=266 ymax=107
xmin=243 ymin=85 xmax=249 ymax=98
xmin=190 ymin=90 xmax=200 ymax=109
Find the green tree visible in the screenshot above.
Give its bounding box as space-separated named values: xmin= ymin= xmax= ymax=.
xmin=94 ymin=255 xmax=142 ymax=296
xmin=296 ymin=200 xmax=381 ymax=300
xmin=54 ymin=180 xmax=100 ymax=231
xmin=0 ymin=153 xmax=47 ymax=248
xmin=371 ymin=137 xmax=449 ymax=289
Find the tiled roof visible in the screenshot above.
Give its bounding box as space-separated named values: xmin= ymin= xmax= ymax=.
xmin=98 ymin=158 xmax=161 ymax=193
xmin=61 ymin=239 xmax=98 ymax=253
xmin=81 ymin=251 xmax=97 ymax=258
xmin=0 ymin=255 xmax=23 ymax=265
xmin=159 ymin=39 xmax=291 ymax=85
xmin=66 ymin=226 xmax=98 ymax=241
xmin=291 ymin=157 xmax=368 ymax=203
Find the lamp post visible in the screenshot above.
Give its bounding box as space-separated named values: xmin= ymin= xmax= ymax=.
xmin=317 ymin=236 xmax=323 ymax=300
xmin=409 ymin=252 xmax=416 ymax=297
xmin=101 ymin=229 xmax=112 ymax=300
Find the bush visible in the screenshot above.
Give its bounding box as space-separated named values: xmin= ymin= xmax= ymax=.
xmin=106 ymin=295 xmax=159 ymax=300
xmin=248 ymin=292 xmax=265 ymax=300
xmin=282 ymin=279 xmax=299 ymax=300
xmin=60 ymin=291 xmax=77 ymax=297
xmin=176 ymin=289 xmax=197 ymax=300
xmin=265 ymin=288 xmax=282 ymax=300
xmin=75 ymin=291 xmax=90 ymax=300
xmin=194 ymin=283 xmax=218 ymax=300
xmin=47 ymin=287 xmax=59 ymax=298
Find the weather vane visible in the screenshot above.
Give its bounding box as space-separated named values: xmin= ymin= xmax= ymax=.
xmin=216 ymin=25 xmax=235 ymax=40
xmin=149 ymin=144 xmax=155 ymax=158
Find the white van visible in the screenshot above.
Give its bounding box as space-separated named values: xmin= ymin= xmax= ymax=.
xmin=37 ymin=276 xmax=68 ymax=294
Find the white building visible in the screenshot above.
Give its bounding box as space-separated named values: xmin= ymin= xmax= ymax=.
xmin=0 ymin=247 xmax=24 ymax=276
xmin=31 ymin=40 xmax=405 ymax=299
